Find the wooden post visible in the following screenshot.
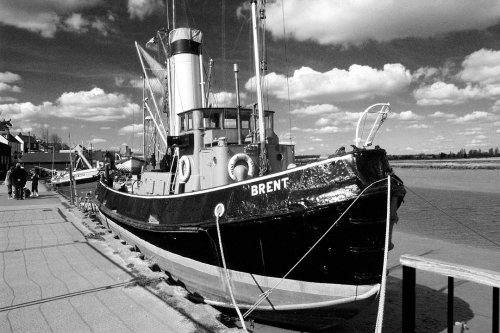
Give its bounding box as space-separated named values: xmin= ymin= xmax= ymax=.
xmin=448 ymin=276 xmax=454 ymax=333
xmin=402 ymin=265 xmax=416 ymax=332
xmin=494 ymin=287 xmax=499 ymax=333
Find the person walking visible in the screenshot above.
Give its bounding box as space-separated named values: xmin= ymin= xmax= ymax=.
xmin=31 ymin=170 xmax=40 ymax=197
xmin=4 ymin=165 xmax=14 ymax=199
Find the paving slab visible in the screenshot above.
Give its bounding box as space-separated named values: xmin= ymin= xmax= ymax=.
xmin=0 ymin=182 xmax=232 ymax=333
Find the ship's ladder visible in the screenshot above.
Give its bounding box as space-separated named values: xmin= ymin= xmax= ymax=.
xmin=169 ymin=148 xmax=180 ymax=194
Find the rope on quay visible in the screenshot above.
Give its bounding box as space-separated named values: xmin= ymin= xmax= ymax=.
xmin=242 ymin=177 xmax=393 ymax=320
xmin=214 ymin=203 xmax=248 ymax=332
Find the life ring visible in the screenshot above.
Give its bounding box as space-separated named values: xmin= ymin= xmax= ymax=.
xmin=178 ymin=155 xmax=192 ymax=183
xmin=228 ymin=153 xmax=255 ymax=181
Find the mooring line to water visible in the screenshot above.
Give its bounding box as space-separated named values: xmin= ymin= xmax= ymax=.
xmin=404 ymin=185 xmax=500 ymax=249
xmin=0 ymin=280 xmax=135 ymax=313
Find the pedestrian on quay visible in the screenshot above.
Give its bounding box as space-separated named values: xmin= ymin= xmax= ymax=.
xmin=11 ymin=163 xmax=28 ymax=200
xmin=31 ymin=169 xmax=39 ymax=197
xmin=4 ymin=165 xmax=14 ymax=199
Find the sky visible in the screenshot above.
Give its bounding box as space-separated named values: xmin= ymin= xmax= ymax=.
xmin=1 ymin=0 xmax=500 ymax=155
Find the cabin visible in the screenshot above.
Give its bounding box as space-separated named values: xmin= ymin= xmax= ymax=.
xmin=138 ymin=107 xmax=295 ymax=195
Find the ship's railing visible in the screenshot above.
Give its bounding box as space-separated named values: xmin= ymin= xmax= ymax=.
xmin=401 ymin=254 xmax=500 ymax=333
xmin=355 ymin=103 xmax=390 ymax=148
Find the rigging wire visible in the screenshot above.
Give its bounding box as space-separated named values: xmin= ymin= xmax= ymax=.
xmin=242 ymin=177 xmax=393 ymax=318
xmin=402 ymin=184 xmax=500 ymax=249
xmin=280 ymin=0 xmax=293 ymax=144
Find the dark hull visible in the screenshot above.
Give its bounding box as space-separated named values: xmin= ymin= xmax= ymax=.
xmin=94 ymin=148 xmax=405 ymax=329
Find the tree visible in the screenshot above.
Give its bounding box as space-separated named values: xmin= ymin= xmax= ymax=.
xmin=49 ymin=133 xmax=63 ymax=151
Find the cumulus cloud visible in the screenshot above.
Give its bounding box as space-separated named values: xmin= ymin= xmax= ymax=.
xmin=0 ymin=0 xmax=108 ymax=38
xmin=127 ymin=0 xmax=164 ymax=20
xmin=0 ymin=87 xmax=140 ymax=122
xmin=263 ymin=0 xmax=500 ymax=45
xmin=414 ymin=49 xmax=500 ymax=105
xmin=458 ymin=49 xmax=500 ymax=85
xmin=90 ymin=138 xmax=107 ymax=143
xmin=246 ymin=64 xmax=411 ymax=103
xmin=430 ymin=111 xmax=455 ymax=118
xmin=394 ymin=111 xmax=423 ymax=121
xmin=118 ymin=123 xmax=144 ymax=135
xmin=302 ymin=126 xmax=346 ymax=134
xmin=407 ymin=124 xmax=431 ymax=129
xmin=290 ymin=104 xmax=339 ymax=116
xmin=0 ymin=71 xmax=22 ymax=93
xmin=0 ymin=96 xmax=18 ymax=103
xmin=449 ymin=111 xmax=489 ymax=123
xmin=61 ymin=13 xmax=109 ymax=36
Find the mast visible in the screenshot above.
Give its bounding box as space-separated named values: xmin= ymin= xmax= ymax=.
xmin=251 ymin=0 xmax=266 ymax=145
xmin=142 ymin=76 xmax=146 ymax=159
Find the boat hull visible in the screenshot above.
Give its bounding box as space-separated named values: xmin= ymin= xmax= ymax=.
xmin=52 ymin=168 xmax=100 ymax=186
xmin=93 ymin=148 xmax=405 ymax=330
xmin=98 ymin=210 xmax=380 ymax=330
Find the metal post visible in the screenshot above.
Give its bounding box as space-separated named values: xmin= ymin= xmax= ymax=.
xmin=402 ymin=265 xmax=416 ymax=333
xmin=494 ymin=287 xmax=499 ymax=333
xmin=234 ymin=64 xmax=242 ymax=144
xmin=448 ymin=276 xmax=454 ymax=333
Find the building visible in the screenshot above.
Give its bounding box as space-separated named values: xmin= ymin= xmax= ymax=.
xmin=0 ymin=120 xmax=22 ymax=161
xmin=15 ymin=133 xmax=40 ymax=153
xmin=0 ymin=142 xmax=11 ymax=179
xmin=19 ymin=151 xmax=72 ymax=172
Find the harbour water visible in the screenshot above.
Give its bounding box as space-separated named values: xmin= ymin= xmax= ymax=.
xmin=394 ymin=168 xmax=500 ymax=251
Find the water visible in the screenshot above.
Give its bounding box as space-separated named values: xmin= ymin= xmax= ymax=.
xmin=54 ymin=182 xmax=97 ymax=200
xmin=394 ymin=168 xmax=500 ymax=250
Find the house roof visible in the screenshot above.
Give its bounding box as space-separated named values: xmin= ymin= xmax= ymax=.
xmin=1 ymin=133 xmax=21 ymax=144
xmin=20 ymin=152 xmax=71 ymax=163
xmin=16 ymin=134 xmax=37 ymax=143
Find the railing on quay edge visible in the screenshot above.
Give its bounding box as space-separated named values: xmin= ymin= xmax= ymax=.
xmin=401 ymin=254 xmax=500 ymax=333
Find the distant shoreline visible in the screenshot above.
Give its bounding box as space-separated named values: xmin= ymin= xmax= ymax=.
xmin=390 ymin=158 xmax=500 ymax=170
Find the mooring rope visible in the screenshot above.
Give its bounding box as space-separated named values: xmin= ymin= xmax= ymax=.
xmin=214 ymin=204 xmax=248 ymax=331
xmin=375 ymin=175 xmax=392 ymax=332
xmin=242 ymin=177 xmax=392 ymax=319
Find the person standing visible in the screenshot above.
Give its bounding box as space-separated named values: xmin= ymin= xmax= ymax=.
xmin=11 ymin=163 xmax=27 ymax=200
xmin=31 ymin=170 xmax=40 ymax=197
xmin=4 ymin=165 xmax=13 ymax=199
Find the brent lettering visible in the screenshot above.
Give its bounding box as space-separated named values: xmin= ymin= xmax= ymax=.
xmin=250 ymin=177 xmax=289 ymax=196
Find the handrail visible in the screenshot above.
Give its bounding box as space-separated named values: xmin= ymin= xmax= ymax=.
xmin=354 ymin=103 xmax=390 ymax=147
xmin=400 ymin=254 xmax=500 ymax=333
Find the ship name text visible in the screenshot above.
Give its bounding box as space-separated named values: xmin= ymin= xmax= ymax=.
xmin=251 ymin=177 xmax=289 ymax=196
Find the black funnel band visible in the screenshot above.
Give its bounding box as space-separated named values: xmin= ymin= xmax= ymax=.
xmin=170 ymin=39 xmax=201 ymax=56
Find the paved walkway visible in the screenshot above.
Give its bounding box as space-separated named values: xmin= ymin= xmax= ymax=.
xmin=0 ymin=182 xmax=228 ymax=333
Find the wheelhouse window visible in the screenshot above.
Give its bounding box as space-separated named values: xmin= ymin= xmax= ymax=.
xmin=203 ymin=113 xmax=220 ymax=129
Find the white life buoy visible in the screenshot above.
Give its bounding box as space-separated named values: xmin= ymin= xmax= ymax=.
xmin=228 ymin=153 xmax=256 ymax=181
xmin=178 ymin=155 xmax=192 ymax=183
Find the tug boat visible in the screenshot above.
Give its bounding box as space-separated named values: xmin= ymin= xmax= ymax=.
xmin=94 ymin=1 xmax=405 ymax=330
